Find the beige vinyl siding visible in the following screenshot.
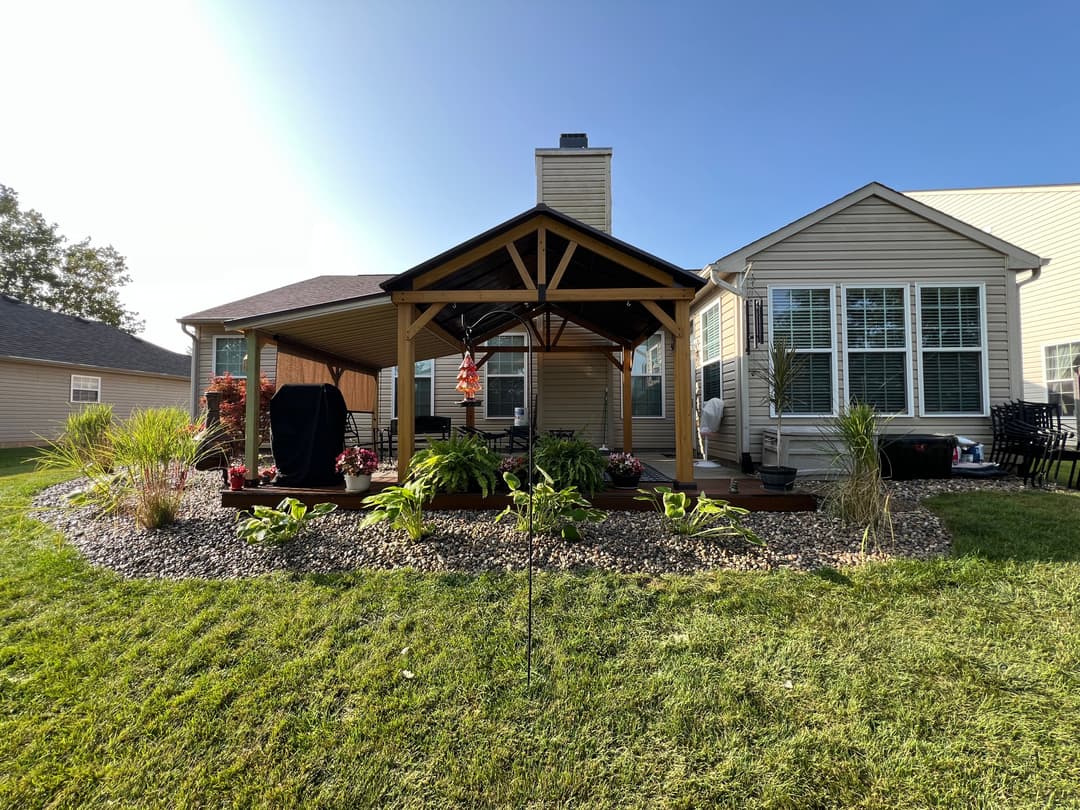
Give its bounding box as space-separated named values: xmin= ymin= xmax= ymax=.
xmin=193 ymin=325 xmax=278 ymax=392
xmin=535 ymin=150 xmax=612 ymax=233
xmin=0 ymin=358 xmax=188 ymax=446
xmin=907 ymin=185 xmax=1080 ymax=403
xmin=740 ymin=195 xmax=1014 ymax=467
xmin=691 ymin=284 xmax=740 ymax=462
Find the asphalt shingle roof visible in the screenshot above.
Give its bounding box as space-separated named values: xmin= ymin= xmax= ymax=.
xmin=0 ymin=296 xmax=190 ymax=378
xmin=180 ymin=275 xmax=394 ymax=322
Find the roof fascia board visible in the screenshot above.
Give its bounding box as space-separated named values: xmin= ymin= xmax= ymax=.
xmin=0 ymin=354 xmax=188 ymax=380
xmin=712 ymin=182 xmax=1043 ymax=274
xmin=224 ymin=294 xmax=392 ymax=331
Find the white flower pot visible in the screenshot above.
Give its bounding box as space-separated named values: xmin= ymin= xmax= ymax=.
xmin=344 ymin=473 xmax=371 ymax=493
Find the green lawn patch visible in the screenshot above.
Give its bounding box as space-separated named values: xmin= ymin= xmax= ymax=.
xmin=1 ymin=469 xmax=1078 ymax=807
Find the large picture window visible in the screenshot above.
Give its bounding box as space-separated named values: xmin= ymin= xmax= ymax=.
xmin=70 ymin=375 xmax=101 ymax=404
xmin=1044 ymin=340 xmax=1080 ymax=416
xmin=918 ymin=285 xmax=986 ymax=415
xmin=392 ymin=359 xmax=434 ymax=418
xmin=844 ymin=286 xmax=910 ymax=413
xmin=768 ymin=287 xmax=835 ymax=415
xmin=698 ymin=302 xmax=722 ymax=402
xmin=213 ymin=336 xmax=246 ymax=378
xmin=485 ymin=334 xmax=526 ymax=418
xmin=632 ymin=332 xmax=664 ymax=417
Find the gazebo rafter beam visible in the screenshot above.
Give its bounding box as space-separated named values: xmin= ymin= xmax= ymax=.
xmin=506 ymin=242 xmax=536 ymax=290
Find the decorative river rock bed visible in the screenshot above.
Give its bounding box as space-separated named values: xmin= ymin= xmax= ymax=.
xmin=31 ymin=472 xmax=1029 ymax=581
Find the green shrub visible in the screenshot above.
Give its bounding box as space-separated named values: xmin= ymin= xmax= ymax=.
xmin=407 ymin=434 xmax=499 ymax=496
xmin=496 ymin=467 xmax=607 ymax=540
xmin=533 ymin=436 xmax=606 ymax=496
xmin=635 ymin=486 xmax=761 ymax=543
xmin=361 ymin=478 xmax=435 ymax=542
xmin=37 ymin=404 xmax=116 ymax=478
xmin=821 ymin=402 xmax=893 ymax=550
xmin=236 ymin=497 xmax=337 ymax=545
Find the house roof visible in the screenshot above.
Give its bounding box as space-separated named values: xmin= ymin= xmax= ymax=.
xmin=707 ymin=181 xmax=1046 ymax=276
xmin=0 ymin=296 xmax=189 ymax=378
xmin=179 ymin=274 xmax=395 ymax=323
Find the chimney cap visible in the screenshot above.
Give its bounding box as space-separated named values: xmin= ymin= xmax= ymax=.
xmin=559 ymin=133 xmax=589 ymax=149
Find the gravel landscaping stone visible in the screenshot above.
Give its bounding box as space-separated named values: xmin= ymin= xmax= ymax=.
xmin=31 ymin=471 xmax=1034 ymax=581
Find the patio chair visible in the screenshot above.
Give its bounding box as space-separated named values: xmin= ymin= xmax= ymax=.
xmin=456 ymin=424 xmax=503 ymax=451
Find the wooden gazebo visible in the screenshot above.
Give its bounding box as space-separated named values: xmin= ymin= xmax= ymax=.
xmin=228 ymin=204 xmax=705 ymax=487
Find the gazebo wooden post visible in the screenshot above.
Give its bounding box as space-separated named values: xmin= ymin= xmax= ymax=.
xmin=673 ymin=300 xmax=694 ymax=486
xmin=243 ymin=329 xmax=261 ymax=485
xmin=621 ymin=346 xmax=633 ymax=452
xmin=396 ymin=303 xmax=416 ymax=481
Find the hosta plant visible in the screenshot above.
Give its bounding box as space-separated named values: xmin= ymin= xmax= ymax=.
xmin=496 ymin=467 xmax=607 ymax=540
xmin=635 ymin=486 xmax=761 ymax=544
xmin=360 ymin=477 xmax=435 ymax=542
xmin=236 ymin=497 xmax=338 ymax=545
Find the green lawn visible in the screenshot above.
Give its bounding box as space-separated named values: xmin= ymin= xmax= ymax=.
xmin=0 ymin=456 xmax=1078 ymax=808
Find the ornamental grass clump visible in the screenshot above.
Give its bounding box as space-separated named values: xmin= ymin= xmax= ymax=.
xmin=407 ymin=434 xmax=499 ymax=496
xmin=533 ymin=436 xmax=606 ymax=495
xmin=821 ymin=402 xmax=894 ymax=551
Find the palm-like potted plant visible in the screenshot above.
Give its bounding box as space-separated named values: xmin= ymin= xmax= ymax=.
xmin=336 ymin=447 xmax=379 ymax=493
xmin=752 ymin=338 xmax=806 ymax=492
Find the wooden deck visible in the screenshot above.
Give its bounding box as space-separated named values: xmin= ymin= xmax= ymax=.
xmin=221 ymin=475 xmax=818 ymax=513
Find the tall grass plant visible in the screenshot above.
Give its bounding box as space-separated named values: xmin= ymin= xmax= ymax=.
xmin=821 ymin=402 xmax=893 ymax=550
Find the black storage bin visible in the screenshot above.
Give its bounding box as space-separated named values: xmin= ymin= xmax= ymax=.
xmin=879 ymin=434 xmax=956 ymax=480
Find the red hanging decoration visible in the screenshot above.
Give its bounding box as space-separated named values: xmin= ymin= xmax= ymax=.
xmin=456 ymin=350 xmax=481 ymax=402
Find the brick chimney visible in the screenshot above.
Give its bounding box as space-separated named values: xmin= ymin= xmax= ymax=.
xmin=535 ymin=133 xmax=612 ymax=233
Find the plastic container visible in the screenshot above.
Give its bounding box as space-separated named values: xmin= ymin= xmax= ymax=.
xmin=879 ymin=434 xmax=957 ymax=480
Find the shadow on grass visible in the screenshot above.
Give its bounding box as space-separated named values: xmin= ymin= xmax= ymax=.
xmin=926 ymin=489 xmax=1080 ymax=563
xmin=810 ymin=567 xmax=854 ymax=586
xmin=0 ymin=447 xmax=42 ymax=479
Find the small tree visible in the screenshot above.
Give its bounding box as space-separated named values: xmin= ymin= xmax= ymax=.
xmin=203 ymin=373 xmax=275 ymax=457
xmin=752 ymin=338 xmax=806 ymax=468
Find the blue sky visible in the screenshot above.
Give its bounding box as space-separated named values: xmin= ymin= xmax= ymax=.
xmin=3 ymin=0 xmax=1078 ymax=351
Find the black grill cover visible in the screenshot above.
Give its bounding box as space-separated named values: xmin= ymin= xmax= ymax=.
xmin=270 ymin=384 xmax=347 ymax=487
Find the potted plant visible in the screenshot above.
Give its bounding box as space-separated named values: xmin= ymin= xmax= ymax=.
xmin=227 ymin=464 xmax=247 ymax=491
xmin=336 ymin=447 xmax=379 ymax=493
xmin=752 ymin=338 xmax=806 ymax=492
xmin=607 ymin=452 xmax=644 ymax=489
xmin=259 ymin=464 xmax=277 ymax=485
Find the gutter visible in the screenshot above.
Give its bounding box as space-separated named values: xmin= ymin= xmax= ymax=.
xmin=181 ymin=323 xmax=199 ymax=418
xmin=1016 ymin=257 xmax=1050 ymax=289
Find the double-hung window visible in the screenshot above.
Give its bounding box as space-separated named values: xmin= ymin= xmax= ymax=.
xmin=917 ymin=285 xmax=986 ymax=415
xmin=1044 ymin=340 xmax=1080 ymax=416
xmin=844 ymin=286 xmax=910 ymax=413
xmin=213 ymin=336 xmax=246 ymax=378
xmin=70 ymin=375 xmax=101 ymax=403
xmin=768 ymin=287 xmax=835 ymax=415
xmin=485 ymin=334 xmax=526 ymax=418
xmin=392 ymin=359 xmax=434 ymax=418
xmin=631 ymin=332 xmax=664 ymax=417
xmin=698 ymin=302 xmax=722 ymax=402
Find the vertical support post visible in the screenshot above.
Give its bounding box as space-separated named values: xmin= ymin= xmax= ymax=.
xmin=243 ymin=329 xmax=261 ymax=484
xmin=673 ymin=300 xmax=694 ymax=486
xmin=622 ymin=346 xmax=633 ymax=453
xmin=396 ymin=303 xmax=416 ymax=481
xmin=537 ymin=226 xmax=547 ymax=286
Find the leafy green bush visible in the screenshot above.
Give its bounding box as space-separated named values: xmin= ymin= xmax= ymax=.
xmin=533 ymin=436 xmax=606 ymax=496
xmin=37 ymin=404 xmax=116 ymax=478
xmin=407 ymin=434 xmax=499 ymax=496
xmin=361 ymin=478 xmax=435 ymax=542
xmin=236 ymin=497 xmax=337 ymax=544
xmin=635 ymin=486 xmax=761 ymax=543
xmin=821 ymin=402 xmax=893 ymax=550
xmin=496 ymin=467 xmax=607 ymax=540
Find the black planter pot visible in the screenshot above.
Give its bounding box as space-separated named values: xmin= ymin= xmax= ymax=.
xmin=610 ymin=473 xmax=641 ymax=490
xmin=758 ymin=465 xmax=797 ymax=492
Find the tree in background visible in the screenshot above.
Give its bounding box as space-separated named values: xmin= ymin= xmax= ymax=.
xmin=0 ymin=184 xmax=144 ymax=333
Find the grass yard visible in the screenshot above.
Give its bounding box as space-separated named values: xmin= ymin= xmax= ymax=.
xmin=0 ymin=448 xmax=1078 ymax=808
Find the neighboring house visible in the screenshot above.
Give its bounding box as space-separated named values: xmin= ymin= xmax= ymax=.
xmin=692 ymin=183 xmax=1043 ymax=472
xmin=906 ymin=184 xmax=1080 ymax=420
xmin=0 ymin=295 xmax=190 ymax=446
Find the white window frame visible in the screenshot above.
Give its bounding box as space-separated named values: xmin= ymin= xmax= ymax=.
xmin=620 ymin=331 xmax=666 ymax=419
xmin=1041 ymin=337 xmax=1080 ymax=416
xmin=212 ymin=335 xmax=247 ymax=379
xmin=391 ymin=359 xmax=436 ymax=419
xmin=70 ymin=374 xmax=101 ymax=404
xmin=915 ymin=282 xmax=990 ymax=418
xmin=484 ymin=332 xmax=526 ymax=420
xmin=840 ymin=284 xmax=914 ymax=417
xmin=766 ymin=285 xmax=838 ymax=418
xmin=697 ymin=300 xmax=723 ymax=405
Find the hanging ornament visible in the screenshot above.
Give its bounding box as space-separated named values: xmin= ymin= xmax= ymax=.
xmin=456 ymin=350 xmax=482 ymax=404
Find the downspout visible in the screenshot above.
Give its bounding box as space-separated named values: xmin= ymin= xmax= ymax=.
xmin=1008 ymin=258 xmax=1048 ymax=398
xmin=1016 ymin=258 xmax=1049 ymax=289
xmin=181 ymin=323 xmax=199 ymax=418
xmin=704 ymin=261 xmax=754 ymax=465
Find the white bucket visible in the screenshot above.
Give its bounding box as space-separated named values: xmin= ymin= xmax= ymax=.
xmin=513 ymin=407 xmax=527 ymax=427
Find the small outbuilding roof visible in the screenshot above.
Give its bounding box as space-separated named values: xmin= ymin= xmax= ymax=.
xmin=0 ymin=295 xmax=189 ymax=378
